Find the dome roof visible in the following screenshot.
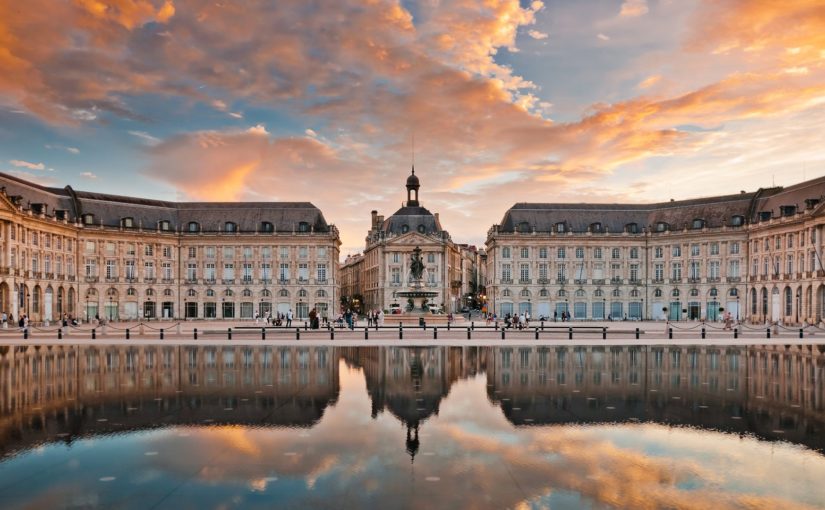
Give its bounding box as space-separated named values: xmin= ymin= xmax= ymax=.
xmin=406 ymin=169 xmax=420 ymax=188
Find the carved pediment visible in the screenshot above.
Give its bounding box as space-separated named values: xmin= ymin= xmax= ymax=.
xmin=385 ymin=232 xmax=442 ymax=247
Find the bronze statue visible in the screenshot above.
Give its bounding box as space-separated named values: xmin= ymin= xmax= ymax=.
xmin=410 ymin=246 xmax=425 ymax=281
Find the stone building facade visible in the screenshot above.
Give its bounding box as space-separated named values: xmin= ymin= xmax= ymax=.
xmin=359 ymin=170 xmax=465 ymax=313
xmin=0 ymin=172 xmax=339 ymax=322
xmin=486 ymin=176 xmax=825 ymax=325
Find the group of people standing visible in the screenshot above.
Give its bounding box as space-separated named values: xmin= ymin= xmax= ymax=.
xmin=253 ymin=309 xmax=294 ymax=327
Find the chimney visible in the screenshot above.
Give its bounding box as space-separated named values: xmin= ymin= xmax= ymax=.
xmin=371 ymin=210 xmax=378 ymax=229
xmin=434 ymin=212 xmax=440 ymax=225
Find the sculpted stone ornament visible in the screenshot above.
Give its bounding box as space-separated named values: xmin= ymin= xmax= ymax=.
xmin=410 ymin=246 xmax=425 ymax=282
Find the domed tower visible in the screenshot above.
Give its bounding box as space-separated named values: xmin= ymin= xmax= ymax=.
xmin=406 ymin=168 xmax=420 ymax=207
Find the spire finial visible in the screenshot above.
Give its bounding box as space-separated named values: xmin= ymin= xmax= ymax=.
xmin=411 ymin=132 xmax=415 ymax=174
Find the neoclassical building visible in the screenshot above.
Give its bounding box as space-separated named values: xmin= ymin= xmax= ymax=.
xmin=486 ymin=175 xmax=825 ymax=325
xmin=0 ymin=172 xmax=340 ymax=322
xmin=359 ymin=170 xmax=465 ymax=313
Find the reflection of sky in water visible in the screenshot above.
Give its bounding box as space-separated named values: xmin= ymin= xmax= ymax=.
xmin=1 ymin=352 xmax=825 ymax=509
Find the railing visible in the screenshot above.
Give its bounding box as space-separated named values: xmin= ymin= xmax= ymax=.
xmin=610 ymin=277 xmax=622 ymax=284
xmin=186 ymin=279 xmax=198 ymax=285
xmin=105 ymin=277 xmax=119 ymax=283
xmin=500 ymin=278 xmax=513 ymax=284
xmin=557 ymin=278 xmax=568 ymax=284
xmin=574 ymin=279 xmax=586 ymax=285
xmin=144 ymin=277 xmax=156 ymax=283
xmin=707 ymin=277 xmax=720 ymax=283
xmin=537 ymin=278 xmax=549 ymax=285
xmin=629 ymin=279 xmax=641 ymax=285
xmin=669 ymin=278 xmax=682 ymax=284
xmin=162 ymin=278 xmax=174 ymax=284
xmin=222 ymin=279 xmax=235 ymax=285
xmin=688 ymin=277 xmax=701 ymax=283
xmin=726 ymin=276 xmax=741 ymax=283
xmin=85 ymin=276 xmax=99 ymax=283
xmin=519 ymin=279 xmax=532 ymax=285
xmin=652 ymin=278 xmax=664 ymax=284
xmin=592 ymin=279 xmax=605 ymax=285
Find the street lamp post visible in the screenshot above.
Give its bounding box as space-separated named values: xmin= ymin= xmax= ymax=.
xmin=26 ymin=290 xmax=30 ymax=319
xmin=736 ymin=295 xmax=740 ymax=321
xmin=85 ymin=292 xmax=89 ymax=322
xmin=602 ymin=298 xmax=606 ymax=321
xmin=109 ymin=296 xmax=113 ymax=322
xmin=641 ymin=298 xmax=645 ymax=321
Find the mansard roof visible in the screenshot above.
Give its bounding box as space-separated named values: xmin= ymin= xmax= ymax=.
xmin=0 ymin=172 xmax=331 ymax=233
xmin=381 ymin=205 xmax=443 ymax=235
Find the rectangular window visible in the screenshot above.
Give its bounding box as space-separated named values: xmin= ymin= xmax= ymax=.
xmin=611 ymin=263 xmax=621 ymax=280
xmin=317 ymin=247 xmax=327 ymax=258
xmin=44 ymin=255 xmax=51 ymax=273
xmin=594 ymin=247 xmax=602 ymax=259
xmin=279 ymin=263 xmax=289 ymax=281
xmin=85 ymin=241 xmax=95 ymax=252
xmin=654 ymin=246 xmax=663 ymax=258
xmin=105 ymin=242 xmax=115 ymax=255
xmin=611 ymin=248 xmax=620 ymax=259
xmin=85 ymin=258 xmax=97 ymax=277
xmin=557 ymin=263 xmax=567 ymax=281
xmin=31 ymin=232 xmax=38 ymax=246
xmin=223 ymin=247 xmax=233 ymax=259
xmin=299 ymin=263 xmax=309 ymax=281
xmin=392 ymin=253 xmax=400 ymax=263
xmin=521 ymin=247 xmax=529 ymax=258
xmin=788 ymin=234 xmax=794 ymax=248
xmin=125 ymin=260 xmax=136 ymax=279
xmin=187 ymin=263 xmax=197 ymax=280
xmin=188 ymin=247 xmax=197 ymax=258
xmin=709 ymin=261 xmax=720 ymax=279
xmin=391 ymin=267 xmax=401 ymax=283
xmin=520 ymin=263 xmax=529 ymax=282
xmin=671 ymin=262 xmax=682 ymax=280
xmin=752 ymin=258 xmax=758 ymax=276
xmin=125 ymin=243 xmax=135 ymax=256
xmin=538 ymin=247 xmax=547 ymax=259
xmin=539 ymin=263 xmax=548 ymax=281
xmin=427 ymin=253 xmax=435 ymax=263
xmin=787 ymin=255 xmax=793 ymax=274
xmin=106 ymin=260 xmax=116 ymax=279
xmin=729 ymin=259 xmax=740 ymax=278
xmin=630 ymin=248 xmax=638 ymax=259
xmin=205 ymin=246 xmax=215 ymax=258
xmin=299 ymin=246 xmax=308 ymax=258
xmin=730 ymin=242 xmax=740 ymax=254
xmin=710 ymin=242 xmax=719 ymax=255
xmin=593 ymin=263 xmax=604 ymax=280
xmin=654 ymin=263 xmax=664 ymax=281
xmin=242 ymin=263 xmax=253 ymax=282
xmin=557 ymin=247 xmax=565 ymax=259
xmin=672 ymin=245 xmax=681 ymax=257
xmin=205 ymin=263 xmax=216 ymax=281
xmin=501 ymin=263 xmax=511 ymax=281
xmin=502 ymin=247 xmax=511 ymax=258
xmin=261 ymin=263 xmax=271 ymax=281
xmin=56 ymin=236 xmax=61 ymax=249
xmin=317 ymin=263 xmax=327 ymax=282
xmin=280 ymin=247 xmax=289 ymax=259
xmin=689 ymin=261 xmax=701 ymax=279
xmin=575 ymin=247 xmax=584 ymax=259
xmin=162 ymin=262 xmax=172 ymax=280
xmin=243 ymin=246 xmax=252 ymax=259
xmin=162 ymin=246 xmax=172 ymax=258
xmin=630 ymin=264 xmax=639 ymax=281
xmin=144 ymin=261 xmax=154 ymax=279
xmin=261 ymin=247 xmax=271 ymax=259
xmin=145 ymin=244 xmax=154 ymax=257
xmin=223 ymin=263 xmax=234 ymax=280
xmin=691 ymin=244 xmax=700 ymax=256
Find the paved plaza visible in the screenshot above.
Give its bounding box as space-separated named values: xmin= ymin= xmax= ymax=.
xmin=1 ymin=318 xmax=822 ymax=346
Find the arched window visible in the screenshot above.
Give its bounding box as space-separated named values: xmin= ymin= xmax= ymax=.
xmin=188 ymin=222 xmax=200 ymax=233
xmin=672 ymin=289 xmax=680 ymax=297
xmin=418 ymin=224 xmax=426 ymax=234
xmin=225 ymin=222 xmax=236 ymax=233
xmin=187 ymin=289 xmax=197 ymax=297
xmin=654 ymin=288 xmax=662 ymax=297
xmin=690 ymin=288 xmax=699 ymax=297
xmin=401 ymin=224 xmax=409 ymax=234
xmin=520 ymin=289 xmax=531 ymax=298
xmin=316 ymin=289 xmax=326 ymax=298
xmin=709 ymin=288 xmax=718 ymax=297
xmin=298 ymin=289 xmax=308 ymax=298
xmin=729 ymin=288 xmax=738 ymax=297
xmin=242 ymin=289 xmax=252 ymax=297
xmin=262 ymin=289 xmax=272 ymax=297
xmin=163 ymin=289 xmax=173 ymax=296
xmin=692 ymin=219 xmax=705 ymax=229
xmin=594 ymin=289 xmax=604 ymax=297
xmin=146 ymin=289 xmax=154 ymax=296
xmin=224 ymin=289 xmax=234 ymax=297
xmin=206 ymin=289 xmax=215 ymax=297
xmin=261 ymin=221 xmax=274 ymax=233
xmin=575 ymin=289 xmax=586 ymax=298
xmin=612 ymin=289 xmax=621 ymax=297
xmin=502 ymin=289 xmax=511 ymax=297
xmin=106 ymin=287 xmax=117 ymax=297
xmin=557 ymin=289 xmax=567 ymax=298
xmin=629 ymin=289 xmax=639 ymax=297
xmin=539 ymin=289 xmax=548 ymax=297
xmin=279 ymin=289 xmax=289 ymax=297
xmin=127 ymin=287 xmax=137 ymax=296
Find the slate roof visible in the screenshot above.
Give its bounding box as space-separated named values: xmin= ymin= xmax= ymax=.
xmin=0 ymin=172 xmax=331 ymax=233
xmin=381 ymin=205 xmax=443 ymax=235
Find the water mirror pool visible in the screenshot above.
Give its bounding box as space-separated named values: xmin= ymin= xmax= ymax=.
xmin=1 ymin=344 xmax=824 ymax=509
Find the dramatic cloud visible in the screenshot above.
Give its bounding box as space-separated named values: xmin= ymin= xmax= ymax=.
xmin=620 ymin=0 xmax=649 ymax=17
xmin=528 ymin=30 xmax=548 ymax=40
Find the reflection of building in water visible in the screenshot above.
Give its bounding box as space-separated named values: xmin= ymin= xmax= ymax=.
xmin=340 ymin=346 xmax=486 ymax=460
xmin=486 ymin=345 xmax=825 ymax=450
xmin=0 ymin=345 xmax=338 ymax=455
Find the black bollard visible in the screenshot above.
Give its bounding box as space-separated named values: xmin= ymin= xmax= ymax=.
xmin=447 ymin=321 xmax=450 ymax=331
xmin=799 ymin=328 xmax=804 ymax=339
xmin=304 ymin=321 xmax=308 ymax=330
xmin=330 ymin=328 xmax=334 ymax=340
xmin=535 ymin=328 xmax=539 ymax=340
xmin=471 ymin=321 xmax=475 ymax=331
xmin=568 ymin=327 xmax=573 ymax=340
xmin=501 ymin=328 xmax=505 ymax=340
xmin=668 ymin=328 xmax=673 ymax=340
xmin=262 ymin=328 xmax=266 ymax=340
xmin=434 ymin=327 xmax=438 ymax=340
xmin=126 ymin=328 xmax=131 ymax=340
xmin=541 ymin=320 xmax=544 ymax=331
xmin=58 ymin=328 xmax=62 ymax=340
xmin=701 ymin=327 xmax=706 ymax=339
xmin=228 ymin=328 xmax=232 ymax=340
xmin=364 ymin=328 xmax=368 ymax=340
xmin=296 ymin=328 xmax=300 ymax=340
xmin=767 ymin=327 xmax=771 ymax=339
xmin=92 ymin=328 xmax=96 ymax=340
xmin=467 ymin=327 xmax=471 ymax=340
xmin=193 ymin=328 xmax=197 ymax=340
xmin=635 ymin=327 xmax=639 ymax=339
xmin=602 ymin=327 xmax=607 ymax=340
xmin=734 ymin=327 xmax=738 ymax=339
xmin=160 ymin=328 xmax=164 ymax=340
xmin=399 ymin=325 xmax=403 ymax=340
xmin=23 ymin=328 xmax=28 ymax=340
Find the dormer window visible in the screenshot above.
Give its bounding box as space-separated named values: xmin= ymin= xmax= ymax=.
xmin=55 ymin=210 xmax=66 ymax=221
xmin=188 ymin=222 xmax=200 ymax=233
xmin=625 ymin=223 xmax=639 ymax=234
xmin=655 ymin=222 xmax=669 ymax=232
xmin=82 ymin=213 xmax=94 ymax=225
xmin=121 ymin=217 xmax=134 ymax=228
xmin=261 ymin=221 xmax=274 ymax=233
xmin=159 ymin=220 xmax=170 ymax=231
xmin=417 ymin=224 xmax=425 ymax=234
xmin=730 ymin=215 xmax=744 ymax=226
xmin=590 ymin=222 xmax=603 ymax=233
xmin=555 ymin=222 xmax=566 ymax=233
xmin=518 ymin=222 xmax=530 ymax=233
xmin=758 ymin=211 xmax=772 ymax=222
xmin=298 ymin=222 xmax=309 ymax=233
xmin=31 ymin=203 xmax=45 ymax=215
xmin=401 ymin=224 xmax=409 ymax=234
xmin=225 ymin=222 xmax=237 ymax=233
xmin=691 ymin=219 xmax=705 ymax=229
xmin=779 ymin=205 xmax=796 ymax=217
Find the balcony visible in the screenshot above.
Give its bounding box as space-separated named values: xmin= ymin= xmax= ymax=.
xmin=105 ymin=277 xmax=119 ymax=283
xmin=610 ymin=277 xmax=622 ymax=284
xmin=537 ymin=278 xmax=549 ymax=285
xmin=85 ymin=276 xmax=99 ymax=283
xmin=67 ymin=275 xmax=76 ymax=282
xmin=316 ymin=279 xmax=327 ymax=285
xmin=500 ymin=278 xmax=513 ymax=284
xmin=389 ymin=281 xmax=402 ymax=287
xmin=726 ymin=276 xmax=741 ymax=283
xmin=557 ymin=278 xmax=568 ymax=285
xmin=707 ymin=277 xmax=720 ymax=283
xmin=162 ymin=278 xmax=174 ymax=284
xmin=592 ymin=279 xmax=605 ymax=285
xmin=629 ymin=279 xmax=641 ymax=285
xmin=186 ymin=279 xmax=198 ymax=285
xmin=144 ymin=277 xmax=156 ymax=284
xmin=222 ymin=279 xmax=235 ymax=285
xmin=519 ymin=278 xmax=532 ymax=285
xmin=818 ymin=269 xmax=825 ymax=278
xmin=669 ymin=278 xmax=682 ymax=284
xmin=688 ymin=277 xmax=701 ymax=284
xmin=652 ymin=278 xmax=664 ymax=284
xmin=204 ymin=278 xmax=216 ymax=285
xmin=260 ymin=278 xmax=272 ymax=285
xmin=574 ymin=279 xmax=586 ymax=285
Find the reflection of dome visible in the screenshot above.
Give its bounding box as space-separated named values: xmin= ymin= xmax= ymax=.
xmin=406 ymin=169 xmax=420 ymax=188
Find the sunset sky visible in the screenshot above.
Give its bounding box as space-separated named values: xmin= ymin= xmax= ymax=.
xmin=1 ymin=0 xmax=824 ymax=255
